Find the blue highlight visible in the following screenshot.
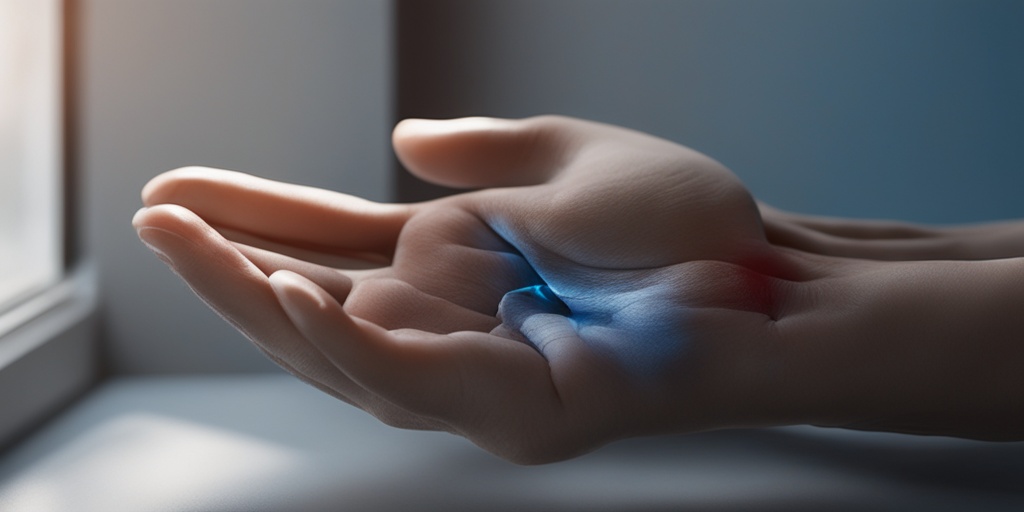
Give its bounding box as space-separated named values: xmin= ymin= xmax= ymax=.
xmin=498 ymin=283 xmax=689 ymax=381
xmin=486 ymin=217 xmax=690 ymax=381
xmin=529 ymin=284 xmax=570 ymax=314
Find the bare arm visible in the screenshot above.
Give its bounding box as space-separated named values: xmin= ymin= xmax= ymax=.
xmin=776 ymin=251 xmax=1024 ymax=439
xmin=761 ymin=203 xmax=1024 ymax=261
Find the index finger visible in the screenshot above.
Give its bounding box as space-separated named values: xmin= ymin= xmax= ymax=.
xmin=142 ymin=167 xmax=416 ymax=256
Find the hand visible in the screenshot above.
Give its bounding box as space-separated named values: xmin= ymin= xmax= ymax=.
xmin=133 ymin=116 xmax=812 ymax=463
xmin=760 ymin=203 xmax=1024 ymax=261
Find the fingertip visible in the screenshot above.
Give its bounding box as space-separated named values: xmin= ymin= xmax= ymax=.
xmin=268 ymin=270 xmax=384 ymax=376
xmin=497 ymin=285 xmax=571 ymax=333
xmin=133 ymin=205 xmax=190 ymax=241
xmin=131 ymin=207 xmax=149 ymax=230
xmin=142 ymin=167 xmax=192 ymax=206
xmin=141 ymin=166 xmax=228 ymax=206
xmin=140 ymin=175 xmax=164 ymax=206
xmin=269 ymin=270 xmax=329 ymax=311
xmin=133 ymin=204 xmax=251 ymax=274
xmin=131 ymin=203 xmax=203 ymax=236
xmin=392 ymin=116 xmax=566 ymax=189
xmin=391 ymin=118 xmax=434 ymax=154
xmin=393 ymin=116 xmax=506 ymax=140
xmin=391 ymin=117 xmax=428 ymax=142
xmin=267 ymin=268 xmax=301 ymax=290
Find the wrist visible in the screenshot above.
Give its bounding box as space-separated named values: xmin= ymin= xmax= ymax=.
xmin=779 ymin=256 xmax=1024 ymax=439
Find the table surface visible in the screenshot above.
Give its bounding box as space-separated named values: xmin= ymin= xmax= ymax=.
xmin=1 ymin=374 xmax=1021 ymax=512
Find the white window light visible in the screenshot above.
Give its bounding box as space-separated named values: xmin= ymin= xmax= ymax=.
xmin=0 ymin=0 xmax=62 ymax=313
xmin=0 ymin=0 xmax=97 ymax=449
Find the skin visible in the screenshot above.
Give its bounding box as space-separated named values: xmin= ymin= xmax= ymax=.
xmin=134 ymin=116 xmax=1024 ymax=464
xmin=760 ymin=203 xmax=1024 ymax=261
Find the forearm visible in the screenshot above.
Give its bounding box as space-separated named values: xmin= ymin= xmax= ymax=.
xmin=760 ymin=204 xmax=1024 ymax=261
xmin=780 ymin=255 xmax=1024 ymax=439
xmin=937 ymin=220 xmax=1024 ymax=259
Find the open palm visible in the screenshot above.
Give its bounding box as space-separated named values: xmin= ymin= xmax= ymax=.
xmin=135 ymin=116 xmax=793 ymax=463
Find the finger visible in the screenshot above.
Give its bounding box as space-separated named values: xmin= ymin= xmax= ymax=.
xmin=269 ymin=269 xmax=458 ymax=418
xmin=495 ymin=285 xmax=626 ymax=441
xmin=389 ymin=207 xmax=542 ymax=318
xmin=232 ymin=241 xmax=356 ymax=302
xmin=142 ymin=167 xmax=415 ymax=256
xmin=496 ymin=284 xmax=588 ymax=365
xmin=269 ymin=270 xmax=560 ymax=430
xmin=344 ymin=276 xmax=502 ymax=334
xmin=133 ymin=205 xmax=440 ymax=430
xmin=220 ymin=226 xmax=389 ymax=270
xmin=763 ymin=218 xmax=958 ymax=261
xmin=392 ymin=116 xmax=584 ymax=188
xmin=766 ymin=209 xmax=935 ymax=241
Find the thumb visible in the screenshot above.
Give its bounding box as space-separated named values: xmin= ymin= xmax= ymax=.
xmin=392 ymin=116 xmax=580 ymax=189
xmin=496 ymin=284 xmax=584 ymax=365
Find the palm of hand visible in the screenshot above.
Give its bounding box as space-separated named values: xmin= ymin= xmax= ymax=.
xmin=136 ymin=116 xmax=781 ymax=463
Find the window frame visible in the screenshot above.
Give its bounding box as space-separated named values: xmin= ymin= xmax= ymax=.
xmin=0 ymin=0 xmax=98 ymax=451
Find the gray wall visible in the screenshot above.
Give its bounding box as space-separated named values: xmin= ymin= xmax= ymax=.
xmin=397 ymin=0 xmax=1024 ymax=223
xmin=82 ymin=0 xmax=392 ymax=374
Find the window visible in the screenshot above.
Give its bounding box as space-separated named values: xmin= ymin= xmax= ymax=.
xmin=0 ymin=0 xmax=96 ymax=450
xmin=0 ymin=0 xmax=63 ymax=314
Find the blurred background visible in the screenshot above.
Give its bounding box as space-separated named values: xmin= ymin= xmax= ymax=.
xmin=5 ymin=0 xmax=1020 ymax=509
xmin=83 ymin=0 xmax=1024 ymax=376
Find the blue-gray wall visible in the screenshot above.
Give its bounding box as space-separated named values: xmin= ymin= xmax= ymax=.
xmin=398 ymin=0 xmax=1024 ymax=223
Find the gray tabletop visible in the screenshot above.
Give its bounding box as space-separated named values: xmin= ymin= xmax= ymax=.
xmin=1 ymin=375 xmax=1021 ymax=511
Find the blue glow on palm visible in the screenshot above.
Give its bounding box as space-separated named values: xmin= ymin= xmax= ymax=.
xmin=498 ymin=283 xmax=688 ymax=380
